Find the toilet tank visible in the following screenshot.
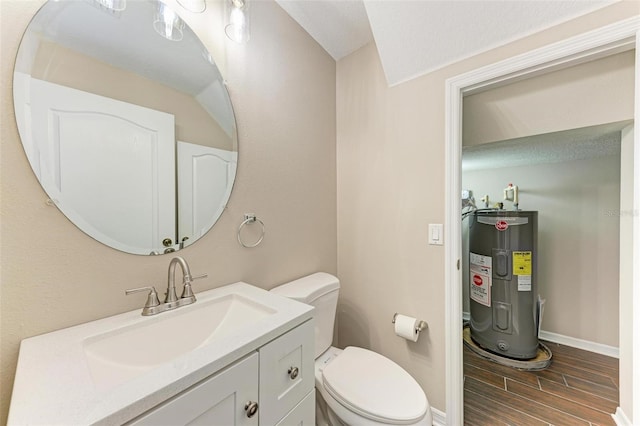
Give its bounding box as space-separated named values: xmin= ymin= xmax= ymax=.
xmin=270 ymin=272 xmax=340 ymax=358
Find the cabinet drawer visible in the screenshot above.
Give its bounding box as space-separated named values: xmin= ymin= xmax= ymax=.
xmin=275 ymin=390 xmax=315 ymax=426
xmin=128 ymin=352 xmax=259 ymax=426
xmin=259 ymin=319 xmax=314 ymax=425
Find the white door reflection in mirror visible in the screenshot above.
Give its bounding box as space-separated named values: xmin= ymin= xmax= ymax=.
xmin=178 ymin=141 xmax=237 ymax=248
xmin=29 ymin=78 xmax=176 ymax=254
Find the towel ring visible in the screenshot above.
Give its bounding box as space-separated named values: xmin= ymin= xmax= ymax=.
xmin=237 ymin=214 xmax=265 ymax=248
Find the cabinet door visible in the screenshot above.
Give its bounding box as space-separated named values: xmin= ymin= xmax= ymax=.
xmin=129 ymin=352 xmax=259 ymax=425
xmin=275 ymin=390 xmax=315 ymax=426
xmin=259 ymin=320 xmax=314 ymax=425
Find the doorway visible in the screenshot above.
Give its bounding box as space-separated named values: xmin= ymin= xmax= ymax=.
xmin=444 ymin=18 xmax=640 ymax=425
xmin=460 ymin=123 xmax=627 ymax=424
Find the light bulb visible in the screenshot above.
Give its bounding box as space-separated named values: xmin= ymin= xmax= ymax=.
xmin=153 ymin=2 xmax=185 ymax=41
xmin=225 ymin=0 xmax=250 ymax=44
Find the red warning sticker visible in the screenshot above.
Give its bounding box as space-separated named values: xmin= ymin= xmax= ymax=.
xmin=473 ymin=275 xmax=483 ymax=286
xmin=470 ymin=252 xmax=492 ymax=307
xmin=470 ymin=272 xmax=491 ymax=306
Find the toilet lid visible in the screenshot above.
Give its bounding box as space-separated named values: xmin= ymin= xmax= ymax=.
xmin=321 ymin=346 xmax=428 ymax=424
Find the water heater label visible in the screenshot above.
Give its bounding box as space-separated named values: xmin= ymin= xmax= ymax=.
xmin=512 ymin=251 xmax=532 ymax=275
xmin=518 ymin=275 xmax=532 ymax=291
xmin=470 ymin=252 xmax=491 ymax=268
xmin=470 ymin=252 xmax=492 ymax=307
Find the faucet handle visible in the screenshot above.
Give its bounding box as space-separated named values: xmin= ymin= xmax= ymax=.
xmin=181 ymin=273 xmax=207 ymax=299
xmin=125 ymin=286 xmax=161 ymax=308
xmin=190 ymin=273 xmax=208 ymax=282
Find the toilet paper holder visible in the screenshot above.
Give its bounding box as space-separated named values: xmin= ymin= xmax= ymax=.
xmin=392 ymin=313 xmax=427 ymax=333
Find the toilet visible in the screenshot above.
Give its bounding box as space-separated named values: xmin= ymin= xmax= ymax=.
xmin=271 ymin=272 xmax=433 ymax=426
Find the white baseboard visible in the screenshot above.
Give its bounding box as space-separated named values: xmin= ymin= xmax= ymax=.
xmin=538 ymin=330 xmax=619 ymax=359
xmin=435 ymin=398 xmax=633 ymax=426
xmin=431 ymin=407 xmax=446 ymax=426
xmin=612 ymin=407 xmax=631 ymax=425
xmin=461 ymin=312 xmax=619 ymax=358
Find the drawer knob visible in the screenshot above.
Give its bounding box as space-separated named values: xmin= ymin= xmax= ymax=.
xmin=245 ymin=401 xmax=258 ymax=418
xmin=288 ymin=366 xmax=299 ymax=380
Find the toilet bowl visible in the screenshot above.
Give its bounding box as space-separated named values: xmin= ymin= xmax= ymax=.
xmin=315 ymin=346 xmax=432 ymax=425
xmin=271 ymin=273 xmax=432 ymax=426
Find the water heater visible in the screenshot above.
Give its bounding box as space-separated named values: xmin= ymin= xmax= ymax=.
xmin=469 ymin=210 xmax=538 ymax=359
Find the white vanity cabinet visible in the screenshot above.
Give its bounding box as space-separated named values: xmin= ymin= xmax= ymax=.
xmin=129 ymin=353 xmax=260 ymax=425
xmin=259 ymin=319 xmax=314 ymax=425
xmin=9 ymin=283 xmax=315 ymax=425
xmin=128 ymin=320 xmax=314 ymax=426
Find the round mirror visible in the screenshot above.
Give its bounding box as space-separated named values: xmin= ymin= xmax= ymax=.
xmin=13 ymin=0 xmax=238 ymax=255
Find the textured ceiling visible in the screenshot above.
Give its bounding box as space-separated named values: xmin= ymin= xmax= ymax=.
xmin=276 ymin=0 xmax=615 ymax=86
xmin=461 ymin=121 xmax=631 ymax=172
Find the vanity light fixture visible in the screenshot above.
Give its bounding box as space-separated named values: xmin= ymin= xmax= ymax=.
xmin=225 ymin=0 xmax=250 ymax=44
xmin=177 ymin=0 xmax=206 ymax=13
xmin=93 ymin=0 xmax=126 ymax=12
xmin=153 ymin=1 xmax=185 ymax=41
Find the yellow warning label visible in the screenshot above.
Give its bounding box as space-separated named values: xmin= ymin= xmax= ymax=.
xmin=513 ymin=251 xmax=532 ymax=275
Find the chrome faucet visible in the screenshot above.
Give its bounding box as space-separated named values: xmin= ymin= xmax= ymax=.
xmin=165 ymin=256 xmax=206 ymax=307
xmin=125 ymin=256 xmax=207 ymax=316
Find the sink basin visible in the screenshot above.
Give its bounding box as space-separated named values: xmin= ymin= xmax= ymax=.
xmin=10 ymin=282 xmax=314 ymax=425
xmin=83 ymin=293 xmax=276 ymax=389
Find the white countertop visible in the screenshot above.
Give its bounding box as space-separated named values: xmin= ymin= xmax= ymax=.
xmin=8 ymin=282 xmax=314 ymax=425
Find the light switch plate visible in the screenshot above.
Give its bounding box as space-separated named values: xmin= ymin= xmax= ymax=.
xmin=428 ymin=224 xmax=444 ymax=245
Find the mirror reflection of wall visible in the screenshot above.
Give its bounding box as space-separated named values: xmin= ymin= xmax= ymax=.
xmin=26 ymin=40 xmax=234 ymax=151
xmin=13 ymin=0 xmax=238 ymax=255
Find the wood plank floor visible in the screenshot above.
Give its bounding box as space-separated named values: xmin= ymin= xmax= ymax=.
xmin=464 ymin=341 xmax=619 ymax=425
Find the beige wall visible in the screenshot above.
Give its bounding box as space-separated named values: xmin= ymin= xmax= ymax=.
xmin=463 ymin=50 xmax=635 ymax=146
xmin=463 ymin=152 xmax=621 ymax=347
xmin=336 ymin=1 xmax=639 ymax=414
xmin=0 ymin=0 xmax=336 ymax=422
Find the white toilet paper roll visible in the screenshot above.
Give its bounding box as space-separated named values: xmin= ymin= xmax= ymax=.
xmin=394 ymin=314 xmax=420 ymax=342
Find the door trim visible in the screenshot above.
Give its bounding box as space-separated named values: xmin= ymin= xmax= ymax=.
xmin=444 ymin=16 xmax=640 ymax=425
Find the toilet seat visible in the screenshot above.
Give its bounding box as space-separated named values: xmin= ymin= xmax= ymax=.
xmin=321 ymin=346 xmax=428 ymax=425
